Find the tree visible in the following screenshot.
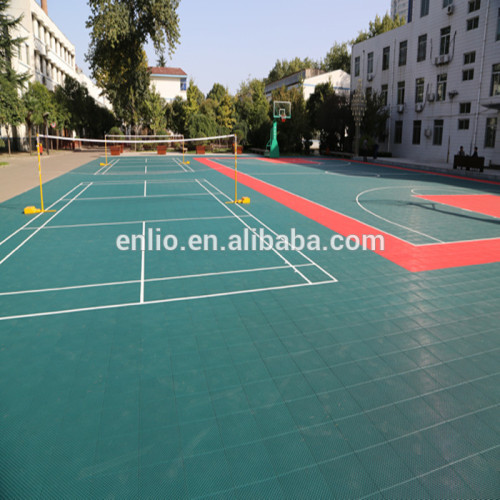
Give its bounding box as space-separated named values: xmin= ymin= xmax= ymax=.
xmin=307 ymin=83 xmax=352 ymax=152
xmin=0 ymin=74 xmax=25 ymax=154
xmin=144 ymin=88 xmax=167 ymax=134
xmin=86 ymin=0 xmax=181 ymax=125
xmin=0 ymin=0 xmax=28 ymax=87
xmin=235 ymin=78 xmax=270 ymax=148
xmin=322 ymin=42 xmax=351 ymax=73
xmin=22 ymin=82 xmax=55 ymax=153
xmin=352 ymin=13 xmax=406 ymax=45
xmin=361 ymin=91 xmax=390 ymax=145
xmin=266 ymin=57 xmax=320 ymax=84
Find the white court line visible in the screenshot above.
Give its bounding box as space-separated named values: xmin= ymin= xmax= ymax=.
xmin=0 ymin=182 xmax=84 ymax=248
xmin=203 ymin=179 xmax=338 ymax=283
xmin=60 ymin=193 xmax=210 ymax=202
xmin=100 ymin=160 xmax=118 ymax=175
xmin=140 ymin=221 xmax=145 ymax=303
xmin=20 ymin=215 xmax=249 ymax=231
xmin=0 ymin=264 xmax=313 ymax=297
xmin=101 ymin=170 xmax=185 ymax=176
xmin=0 ymin=280 xmax=334 ymax=322
xmin=195 ymin=179 xmax=313 ymax=284
xmin=0 ymin=183 xmax=93 ymax=266
xmin=144 ymin=180 xmax=147 ymax=197
xmin=356 ymin=186 xmax=444 ymax=243
xmin=90 ymin=179 xmax=199 ymax=186
xmin=94 ymin=159 xmax=118 ymax=175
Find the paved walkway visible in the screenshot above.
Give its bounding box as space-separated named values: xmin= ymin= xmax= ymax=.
xmin=0 ymin=150 xmax=101 ymax=203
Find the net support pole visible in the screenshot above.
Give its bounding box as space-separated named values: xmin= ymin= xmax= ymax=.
xmin=37 ymin=134 xmax=45 ymax=212
xmin=234 ymin=135 xmax=238 ymax=202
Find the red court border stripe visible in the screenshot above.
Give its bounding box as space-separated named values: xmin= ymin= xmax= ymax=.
xmin=414 ymin=194 xmax=500 ymax=219
xmin=196 ymin=158 xmax=500 ymax=272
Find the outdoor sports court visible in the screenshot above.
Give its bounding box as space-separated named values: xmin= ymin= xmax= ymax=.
xmin=0 ymin=151 xmax=499 ymax=498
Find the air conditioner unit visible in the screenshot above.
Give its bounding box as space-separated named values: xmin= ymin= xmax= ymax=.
xmin=415 ymin=103 xmax=424 ymax=112
xmin=447 ymin=4 xmax=454 ymax=15
xmin=443 ymin=54 xmax=451 ymax=64
xmin=427 ymin=93 xmax=436 ymax=102
xmin=367 ymin=74 xmax=374 ymax=82
xmin=397 ymin=104 xmax=405 ymax=113
xmin=424 ymin=128 xmax=432 ymax=138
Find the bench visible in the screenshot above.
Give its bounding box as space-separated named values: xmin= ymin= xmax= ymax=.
xmin=453 ymin=155 xmax=485 ymax=173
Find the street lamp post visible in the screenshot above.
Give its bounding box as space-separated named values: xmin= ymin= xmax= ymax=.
xmin=351 ymin=79 xmax=366 ymax=158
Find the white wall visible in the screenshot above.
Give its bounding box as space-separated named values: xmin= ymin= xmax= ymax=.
xmin=351 ymin=0 xmax=500 ymax=165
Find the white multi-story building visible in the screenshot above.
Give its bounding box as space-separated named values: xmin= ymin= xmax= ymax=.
xmin=264 ymin=68 xmax=351 ymax=101
xmin=352 ymin=0 xmax=500 ymax=165
xmin=391 ymin=0 xmax=410 ymax=21
xmin=149 ymin=67 xmax=188 ymax=102
xmin=5 ymin=0 xmax=110 ymax=105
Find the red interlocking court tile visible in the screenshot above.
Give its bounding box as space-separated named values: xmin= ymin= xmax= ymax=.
xmin=414 ymin=194 xmax=500 ymax=219
xmin=197 ymin=158 xmax=500 ymax=273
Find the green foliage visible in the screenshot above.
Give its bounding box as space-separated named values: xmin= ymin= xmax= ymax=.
xmin=108 ymin=126 xmax=123 ymax=136
xmin=85 ymin=0 xmax=180 ymax=124
xmin=361 ymin=91 xmax=390 ymax=142
xmin=235 ymin=78 xmax=270 ymax=148
xmin=352 ymin=13 xmax=406 ymax=45
xmin=0 ymin=0 xmax=28 ymax=87
xmin=307 ymin=83 xmax=353 ymax=152
xmin=266 ymin=57 xmax=320 ymax=84
xmin=322 ymin=42 xmax=350 ymax=73
xmin=167 ymin=96 xmax=187 ymax=136
xmin=186 ymin=113 xmax=217 ymax=140
xmin=143 ymin=87 xmax=167 ymax=134
xmin=0 ymin=73 xmax=25 ymax=153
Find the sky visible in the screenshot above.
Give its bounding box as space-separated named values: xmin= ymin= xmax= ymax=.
xmin=40 ymin=0 xmax=393 ymax=95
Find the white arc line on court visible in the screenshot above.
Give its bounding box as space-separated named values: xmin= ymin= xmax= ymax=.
xmin=195 ymin=179 xmax=313 ymax=284
xmin=356 ymin=185 xmax=444 ymax=243
xmin=202 ymin=179 xmax=338 ymax=283
xmin=0 ymin=183 xmax=93 ymax=266
xmin=0 ymin=182 xmax=84 ymax=248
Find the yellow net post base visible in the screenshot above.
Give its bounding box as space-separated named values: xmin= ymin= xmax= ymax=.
xmin=23 ymin=206 xmax=56 ymax=215
xmin=226 ymin=196 xmax=250 ymax=205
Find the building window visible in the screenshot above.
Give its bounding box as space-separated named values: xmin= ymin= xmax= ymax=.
xmin=415 ymin=78 xmax=425 ymax=103
xmin=467 ymin=17 xmax=479 ymax=31
xmin=367 ymin=52 xmax=374 ymax=74
xmin=460 ymin=102 xmax=472 ymax=114
xmin=497 ymin=8 xmax=500 ymax=41
xmin=417 ymin=34 xmax=427 ymax=62
xmin=180 ymin=78 xmax=187 ymax=91
xmin=469 ymin=0 xmax=480 ymax=13
xmin=485 ymin=117 xmax=497 ymax=147
xmin=464 ymin=51 xmax=476 ymax=65
xmin=491 ymin=63 xmax=500 ymax=96
xmin=413 ymin=120 xmax=422 ymax=144
xmin=458 ymin=119 xmax=470 ymax=130
xmin=381 ymin=84 xmax=388 ymax=106
xmin=437 ymin=74 xmax=447 ymax=101
xmin=354 ymin=56 xmax=360 ymax=77
xmin=421 ymin=0 xmax=429 ymax=17
xmin=433 ymin=120 xmax=444 ymax=145
xmin=463 ymin=69 xmax=474 ymax=81
xmin=443 ymin=0 xmax=453 ymax=6
xmin=397 ymin=81 xmax=405 ymax=105
xmin=395 ymin=121 xmax=403 ymax=144
xmin=399 ymin=41 xmax=407 ymax=66
xmin=382 ymin=47 xmax=390 ymax=71
xmin=440 ymin=27 xmax=451 ymax=55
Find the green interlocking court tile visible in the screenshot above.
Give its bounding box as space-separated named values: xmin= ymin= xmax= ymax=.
xmin=1 ymin=155 xmax=499 ymax=498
